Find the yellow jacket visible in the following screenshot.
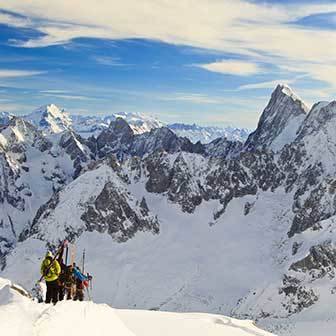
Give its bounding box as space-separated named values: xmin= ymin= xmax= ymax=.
xmin=40 ymin=257 xmax=61 ymax=282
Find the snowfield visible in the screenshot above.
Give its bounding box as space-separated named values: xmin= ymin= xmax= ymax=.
xmin=0 ymin=277 xmax=273 ymax=336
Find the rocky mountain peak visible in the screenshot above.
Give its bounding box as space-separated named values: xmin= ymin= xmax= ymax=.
xmin=297 ymin=100 xmax=336 ymax=140
xmin=245 ymin=84 xmax=308 ymax=152
xmin=109 ymin=117 xmax=134 ymax=137
xmin=24 ymin=104 xmax=72 ymax=134
xmin=0 ymin=112 xmax=12 ymax=126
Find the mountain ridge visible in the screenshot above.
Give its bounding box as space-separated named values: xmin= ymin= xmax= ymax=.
xmin=1 ymin=84 xmax=336 ymax=335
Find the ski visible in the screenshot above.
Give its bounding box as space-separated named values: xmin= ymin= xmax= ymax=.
xmin=38 ymin=239 xmax=68 ymax=282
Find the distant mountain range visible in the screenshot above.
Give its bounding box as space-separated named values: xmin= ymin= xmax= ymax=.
xmin=8 ymin=105 xmax=249 ymax=143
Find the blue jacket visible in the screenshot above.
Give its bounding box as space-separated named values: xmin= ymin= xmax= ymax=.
xmin=73 ymin=267 xmax=87 ymax=281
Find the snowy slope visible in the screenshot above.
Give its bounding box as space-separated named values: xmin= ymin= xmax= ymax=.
xmin=0 ymin=277 xmax=273 ymax=336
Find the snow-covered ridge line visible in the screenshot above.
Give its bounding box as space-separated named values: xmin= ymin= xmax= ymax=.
xmin=0 ymin=276 xmax=274 ymax=336
xmin=1 ymin=104 xmax=250 ymax=143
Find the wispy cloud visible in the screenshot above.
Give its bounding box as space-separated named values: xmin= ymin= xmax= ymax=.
xmin=0 ymin=10 xmax=30 ymax=28
xmin=41 ymin=92 xmax=100 ymax=101
xmin=0 ymin=69 xmax=45 ymax=78
xmin=196 ymin=60 xmax=262 ymax=76
xmin=40 ymin=90 xmax=69 ymax=94
xmin=93 ymin=56 xmax=128 ymax=67
xmin=161 ymin=93 xmax=222 ymax=104
xmin=238 ymin=79 xmax=294 ymax=90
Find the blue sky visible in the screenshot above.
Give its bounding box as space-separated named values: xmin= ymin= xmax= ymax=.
xmin=0 ymin=1 xmax=335 ymax=128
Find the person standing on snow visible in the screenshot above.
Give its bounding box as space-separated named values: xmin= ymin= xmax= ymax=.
xmin=40 ymin=251 xmax=61 ymax=304
xmin=64 ymin=264 xmax=76 ymax=300
xmin=73 ymin=265 xmax=89 ymax=301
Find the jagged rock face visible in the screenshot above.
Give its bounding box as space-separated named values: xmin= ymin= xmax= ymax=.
xmin=0 ymin=116 xmax=93 ymax=255
xmin=96 ymin=118 xmax=134 ymax=159
xmin=23 ymin=163 xmax=159 ymax=245
xmin=132 ymin=127 xmax=195 ymax=156
xmin=136 ymin=150 xmax=283 ymax=217
xmin=279 ymin=275 xmax=318 ymax=315
xmin=0 ymin=237 xmax=12 ymax=270
xmin=245 ymin=85 xmax=308 ymax=152
xmin=167 ymin=154 xmax=204 ymax=213
xmin=94 ymin=117 xmax=242 ymax=160
xmin=0 ymin=153 xmax=25 ymax=212
xmin=144 ymin=151 xmax=173 ymax=194
xmin=81 ymin=182 xmax=159 ymax=242
xmin=204 ymin=138 xmax=242 ymax=158
xmin=95 ymin=119 xmax=202 ymax=160
xmin=277 ymin=100 xmax=336 ymax=237
xmin=205 ymin=150 xmax=284 ymax=218
xmin=289 ymin=177 xmax=336 ymax=237
xmin=290 ymin=241 xmax=336 ymax=279
xmin=59 ymin=131 xmax=92 ymax=178
xmin=297 ymin=101 xmax=336 ymax=140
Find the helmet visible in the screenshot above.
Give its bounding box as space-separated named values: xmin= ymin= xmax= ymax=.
xmin=46 ymin=251 xmax=53 ymax=258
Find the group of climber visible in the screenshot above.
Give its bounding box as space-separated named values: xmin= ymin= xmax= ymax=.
xmin=40 ymin=242 xmax=92 ymax=305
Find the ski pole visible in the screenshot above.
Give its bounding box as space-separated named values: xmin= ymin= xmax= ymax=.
xmin=82 ymin=249 xmax=86 ymax=273
xmin=65 ymin=245 xmax=69 ymax=266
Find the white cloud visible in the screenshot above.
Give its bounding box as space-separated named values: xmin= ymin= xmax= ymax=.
xmin=0 ymin=69 xmax=45 ymax=78
xmin=197 ymin=60 xmax=261 ymax=76
xmin=161 ymin=93 xmax=222 ymax=104
xmin=40 ymin=90 xmax=68 ymax=94
xmin=1 ymin=1 xmax=336 ymax=87
xmin=41 ymin=92 xmax=99 ymax=101
xmin=0 ymin=11 xmax=30 ymax=28
xmin=93 ymin=56 xmax=127 ymax=66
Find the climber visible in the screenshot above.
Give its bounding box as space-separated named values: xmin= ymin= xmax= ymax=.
xmin=73 ymin=265 xmax=89 ymax=301
xmin=40 ymin=251 xmax=61 ymax=304
xmin=64 ymin=264 xmax=76 ymax=300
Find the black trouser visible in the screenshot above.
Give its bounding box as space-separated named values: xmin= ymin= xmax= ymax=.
xmin=58 ymin=284 xmax=65 ymax=301
xmin=45 ymin=279 xmax=59 ymax=304
xmin=73 ymin=288 xmax=84 ymax=301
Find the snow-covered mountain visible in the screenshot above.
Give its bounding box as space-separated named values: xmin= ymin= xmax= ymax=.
xmin=24 ymin=104 xmax=72 ymax=134
xmin=89 ymin=117 xmax=242 ymax=161
xmin=3 ymin=84 xmax=336 ymax=335
xmin=0 ymin=277 xmax=273 ymax=336
xmin=0 ymin=112 xmax=12 ymax=126
xmin=21 ymin=104 xmax=249 ymax=144
xmin=71 ymin=112 xmax=163 ymax=138
xmin=168 ymin=123 xmax=250 ymax=143
xmin=245 ymin=84 xmax=309 ymax=152
xmin=0 ymin=116 xmax=92 ymax=268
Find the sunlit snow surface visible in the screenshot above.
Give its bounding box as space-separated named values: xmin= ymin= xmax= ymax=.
xmin=0 ymin=277 xmax=273 ymax=336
